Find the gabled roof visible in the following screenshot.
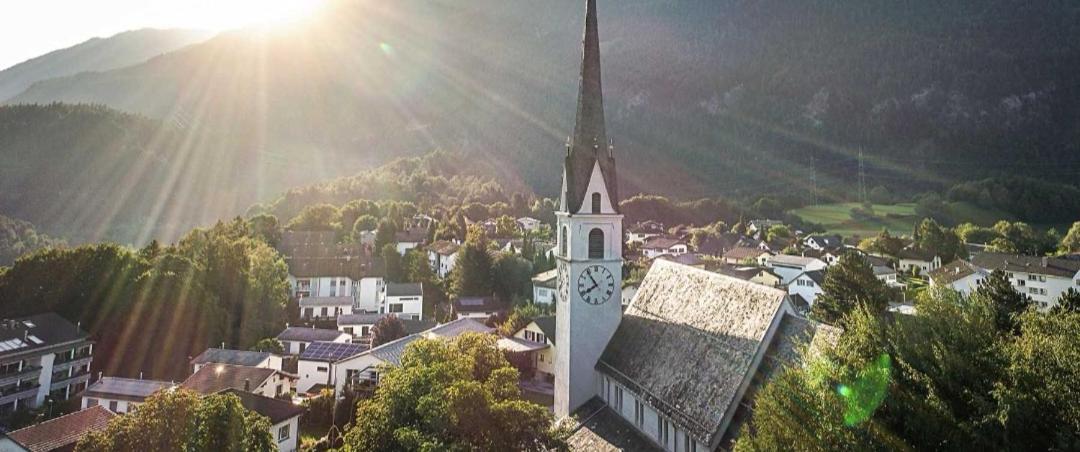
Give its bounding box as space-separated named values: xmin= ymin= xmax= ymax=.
xmin=337 ymin=313 xmax=388 ymax=326
xmin=8 ymin=406 xmax=115 ymax=452
xmin=386 ymin=282 xmax=423 ymax=297
xmin=897 ymin=247 xmax=938 ymax=261
xmin=425 ymin=318 xmax=495 ymax=338
xmin=805 ymin=234 xmax=842 ymax=248
xmin=285 ymin=256 xmax=373 ymax=280
xmin=190 ymin=348 xmax=271 ymax=367
xmin=0 ymin=313 xmax=90 ymax=359
xmin=566 ymin=397 xmax=663 ymax=452
xmin=722 ymin=246 xmax=768 ymax=261
xmin=970 ymin=252 xmax=1080 ymax=278
xmin=298 ymin=341 xmax=367 ymax=362
xmin=394 ymin=227 xmax=428 ymax=244
xmin=428 ymin=240 xmax=460 ymax=256
xmin=928 ymin=259 xmax=980 ymax=285
xmin=532 ymin=269 xmax=558 ymax=288
xmin=768 ymin=254 xmax=823 ymax=268
xmin=452 ymin=296 xmax=505 ymax=313
xmin=798 ymin=270 xmax=826 ymax=285
xmin=219 ymin=389 xmax=304 ymax=424
xmin=598 ymin=260 xmax=788 ymax=445
xmin=531 ymin=316 xmax=556 ymax=342
xmin=562 ymin=0 xmax=618 ymax=214
xmin=84 ymin=377 xmax=175 ymax=402
xmin=181 ymin=364 xmax=281 ymax=395
xmin=642 ymin=236 xmax=685 ymax=250
xmin=366 ymin=334 xmax=422 ymax=366
xmin=276 ymin=327 xmax=349 ymax=343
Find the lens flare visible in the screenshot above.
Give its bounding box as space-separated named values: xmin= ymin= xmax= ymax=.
xmin=837 ymin=353 xmax=891 ymax=426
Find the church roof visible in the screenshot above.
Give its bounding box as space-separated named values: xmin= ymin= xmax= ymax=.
xmin=563 ymin=0 xmax=618 ymax=214
xmin=566 ymin=397 xmax=663 ymax=452
xmin=598 ymin=259 xmax=789 ymax=446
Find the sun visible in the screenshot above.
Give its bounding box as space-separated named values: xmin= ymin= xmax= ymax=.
xmin=193 ymin=0 xmax=329 ymax=29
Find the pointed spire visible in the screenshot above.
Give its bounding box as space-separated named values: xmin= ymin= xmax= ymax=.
xmin=562 ymin=0 xmax=618 ymax=214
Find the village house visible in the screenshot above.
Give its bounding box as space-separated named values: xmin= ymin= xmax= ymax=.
xmin=532 ymin=269 xmax=558 ymax=305
xmin=721 ymin=246 xmax=771 ymax=266
xmin=299 ymin=296 xmax=355 ymax=322
xmin=5 ymin=405 xmax=114 ymax=452
xmin=747 ymin=219 xmax=783 ymax=237
xmin=276 ymin=327 xmax=351 ymax=356
xmin=394 ymin=227 xmax=428 ymax=255
xmin=220 ymin=388 xmax=304 ymax=452
xmin=517 ymin=217 xmax=543 ymax=232
xmin=427 ymin=240 xmax=460 ymax=278
xmin=182 ymin=363 xmax=296 ymax=399
xmin=766 ymin=254 xmax=828 ymax=285
xmin=82 ymin=376 xmax=175 ymax=414
xmin=897 ymin=248 xmax=943 ymax=275
xmin=505 ymin=316 xmax=556 ymax=382
xmin=276 ymin=230 xmax=384 ymax=317
xmin=803 ymin=234 xmax=843 ymax=251
xmin=335 ymin=313 xmax=434 ymax=348
xmin=715 ymin=265 xmax=783 ymax=288
xmin=966 ymin=253 xmax=1080 ymax=311
xmin=382 ymin=283 xmax=424 ymax=320
xmin=190 ymin=348 xmax=282 ymax=373
xmin=641 ymin=236 xmax=688 ymax=259
xmin=451 ymin=296 xmax=506 ymax=320
xmin=788 ymin=270 xmax=826 ymax=311
xmin=0 ymin=313 xmax=94 ymax=417
xmin=626 ymin=220 xmax=665 ymax=245
xmin=296 ymin=341 xmax=369 ymax=394
xmin=927 ymin=259 xmax=988 ymax=295
xmin=693 ymin=233 xmax=747 ymax=258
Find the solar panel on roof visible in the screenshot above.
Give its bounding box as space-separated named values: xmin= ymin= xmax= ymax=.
xmin=300 ymin=341 xmax=365 ymax=361
xmin=26 ymin=335 xmax=43 ymax=344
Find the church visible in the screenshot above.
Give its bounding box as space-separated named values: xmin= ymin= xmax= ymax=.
xmin=554 ymin=1 xmax=841 ymax=450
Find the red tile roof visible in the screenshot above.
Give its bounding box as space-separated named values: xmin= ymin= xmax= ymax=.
xmin=8 ymin=405 xmax=115 ymax=452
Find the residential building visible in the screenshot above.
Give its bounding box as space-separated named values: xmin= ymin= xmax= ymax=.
xmin=928 ymin=260 xmax=987 ymax=295
xmin=190 ymin=348 xmax=282 ymax=373
xmin=626 ymin=221 xmax=665 ymax=245
xmin=641 ymin=236 xmax=688 ymax=259
xmin=897 ymin=248 xmax=943 ymax=275
xmin=335 ymin=313 xmax=434 ymax=347
xmin=532 ymin=269 xmax=558 ymax=305
xmin=182 ymin=363 xmax=295 ymax=399
xmin=766 ymin=254 xmax=827 ymax=285
xmin=516 ymin=217 xmax=542 ymax=232
xmin=506 ymin=316 xmax=556 ymax=381
xmin=968 ymin=253 xmax=1080 ymax=311
xmin=451 ymin=296 xmax=506 ymax=320
xmin=715 ymin=265 xmax=782 ymax=288
xmin=788 ymin=270 xmax=826 ymax=311
xmin=721 ymin=246 xmax=771 ymax=266
xmin=220 ymin=389 xmax=304 ymax=452
xmin=383 ymin=283 xmax=424 ymax=320
xmin=82 ymin=376 xmax=175 ymax=414
xmin=276 ymin=327 xmax=351 ymax=356
xmin=6 ymin=405 xmax=114 ymax=452
xmin=693 ymin=233 xmax=745 ymax=258
xmin=0 ymin=313 xmax=94 ymax=417
xmin=296 ymin=342 xmax=368 ymax=394
xmin=299 ymin=296 xmax=355 ymax=321
xmin=427 ymin=240 xmax=460 ymax=278
xmin=803 ymin=234 xmax=843 ymax=251
xmin=394 ymin=227 xmax=428 ymax=255
xmin=276 ymin=230 xmax=381 ymax=317
xmin=747 ymin=219 xmax=783 ymax=237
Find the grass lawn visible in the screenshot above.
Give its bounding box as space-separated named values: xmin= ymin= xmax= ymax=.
xmin=790 ymin=203 xmax=919 ymax=239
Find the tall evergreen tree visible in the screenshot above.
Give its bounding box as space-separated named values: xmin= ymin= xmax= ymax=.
xmin=811 ymin=252 xmax=892 ymax=325
xmin=452 ymin=225 xmax=494 ymax=297
xmin=1052 ymin=288 xmax=1080 ymax=314
xmin=973 ymin=270 xmax=1031 ymax=334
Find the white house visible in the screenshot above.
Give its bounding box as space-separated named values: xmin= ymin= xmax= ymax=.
xmin=275 ymin=327 xmax=351 ymax=356
xmin=355 ymin=276 xmax=385 ymax=313
xmin=803 ymin=234 xmax=842 ymax=251
xmin=747 ymin=219 xmax=783 ymax=237
xmin=427 ymin=241 xmax=460 ymax=278
xmin=222 ymin=389 xmax=304 ymax=452
xmin=508 ymin=316 xmax=556 ymax=381
xmin=516 ymin=217 xmax=542 ymax=232
xmin=182 ymin=363 xmax=296 ymax=399
xmin=0 ymin=313 xmax=94 ymax=416
xmin=395 ymin=227 xmax=428 ymax=255
xmin=532 ymin=269 xmax=558 ymax=305
xmin=788 ymin=270 xmax=826 ymax=311
xmin=452 ymin=296 xmax=506 ymax=320
xmin=383 ymin=283 xmax=424 ymax=320
xmin=190 ymin=348 xmax=282 ymax=373
xmin=296 ymin=341 xmax=368 ymax=394
xmin=626 ymin=220 xmax=665 ymax=244
xmin=299 ymin=296 xmax=354 ymax=321
xmin=722 ymin=246 xmax=772 ymax=266
xmin=82 ymin=376 xmax=175 ymax=414
xmin=766 ymin=254 xmax=827 ymax=285
xmin=927 ymin=260 xmax=987 ymax=295
xmin=641 ymin=236 xmax=688 ymax=259
xmin=897 ymin=248 xmax=943 ymax=275
xmin=967 ymin=253 xmax=1080 ymax=311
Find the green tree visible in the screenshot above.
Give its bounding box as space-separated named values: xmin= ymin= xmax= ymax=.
xmin=371 ymin=315 xmax=406 ymax=348
xmin=989 ymin=221 xmax=1054 ymax=255
xmin=1052 ymin=288 xmax=1080 ymax=314
xmin=249 ymin=338 xmax=284 ymax=354
xmin=1060 ymin=221 xmax=1080 ymax=253
xmin=973 ymin=270 xmax=1031 ymax=334
xmin=914 ymin=218 xmax=966 ymax=261
xmin=858 ymin=228 xmax=904 ymax=257
xmin=452 ymin=225 xmax=494 ymax=297
xmin=248 ymin=214 xmax=282 ymax=246
xmin=341 ymin=200 xmax=381 ymax=233
xmin=494 ymin=215 xmax=520 ymax=238
xmin=955 ymin=222 xmax=999 ymax=245
xmin=811 ymin=252 xmax=892 ymax=325
xmin=497 ymin=304 xmax=543 ymax=336
xmin=382 ymin=244 xmax=404 ymax=283
xmin=351 ymin=215 xmax=378 ymax=236
xmin=285 ymin=204 xmax=341 ymax=232
xmin=765 ymin=224 xmax=792 ymax=243
xmin=77 ymin=389 xmax=273 ymax=452
xmin=342 ymin=333 xmax=566 ymax=451
xmin=374 ymin=219 xmax=398 ymax=256
xmin=492 ymin=253 xmax=533 ymax=303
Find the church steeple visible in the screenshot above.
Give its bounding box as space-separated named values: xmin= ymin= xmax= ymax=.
xmin=562 ymin=0 xmax=618 ymax=214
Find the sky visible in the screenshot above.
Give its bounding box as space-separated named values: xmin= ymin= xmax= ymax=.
xmin=0 ymin=0 xmax=326 ymax=70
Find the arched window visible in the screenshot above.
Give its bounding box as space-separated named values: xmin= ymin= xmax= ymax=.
xmin=560 ymin=226 xmax=568 ymax=257
xmin=591 ymin=192 xmax=602 ymax=214
xmin=588 ymin=228 xmax=605 ymax=259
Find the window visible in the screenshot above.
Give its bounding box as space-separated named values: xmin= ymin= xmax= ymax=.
xmin=658 ymin=416 xmax=670 ymax=445
xmin=299 ymin=343 xmax=306 ymax=353
xmin=634 ymin=399 xmax=644 ymax=427
xmin=615 ymin=385 xmax=624 ymax=412
xmin=588 ymin=229 xmax=604 ymax=259
xmin=276 ymin=384 xmax=284 ymax=396
xmin=316 ymin=366 xmax=328 ymax=372
xmin=1028 ymin=274 xmax=1036 ymax=281
xmin=361 ymin=326 xmax=370 ymax=336
xmin=321 ymin=307 xmax=328 ymax=316
xmin=560 ymin=226 xmax=568 ymax=257
xmin=344 ymin=327 xmax=353 ymax=335
xmin=278 ymin=424 xmax=290 ymax=442
xmin=389 ymin=304 xmax=404 ymax=313
xmin=591 ymin=192 xmax=602 ymax=214
xmin=109 ymin=400 xmax=119 ymax=412
xmin=86 ymin=398 xmax=98 ymax=407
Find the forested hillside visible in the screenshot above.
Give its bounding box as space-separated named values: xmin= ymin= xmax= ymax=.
xmin=6 ymin=0 xmax=1079 ymax=202
xmin=0 ymin=28 xmax=212 ymax=101
xmin=0 ymin=215 xmax=64 ymax=266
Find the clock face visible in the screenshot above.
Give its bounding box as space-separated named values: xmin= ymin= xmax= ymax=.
xmin=577 ymin=265 xmax=615 ymax=305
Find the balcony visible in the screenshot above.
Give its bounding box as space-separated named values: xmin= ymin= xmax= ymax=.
xmin=54 ymin=349 xmax=92 ymax=365
xmin=0 ymin=365 xmax=41 ymax=386
xmin=50 ymin=369 xmax=90 ymax=389
xmin=0 ymin=383 xmax=40 ymax=404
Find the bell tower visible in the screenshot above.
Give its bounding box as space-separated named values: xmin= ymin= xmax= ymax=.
xmin=554 ymin=0 xmax=623 ymax=419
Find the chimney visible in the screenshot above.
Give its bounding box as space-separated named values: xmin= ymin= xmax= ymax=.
xmin=221 ymin=342 xmax=225 ymax=349
xmin=243 ymin=379 xmax=251 ymax=392
xmin=139 ymin=372 xmax=143 ymax=380
xmin=97 ymin=371 xmax=102 ymax=381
